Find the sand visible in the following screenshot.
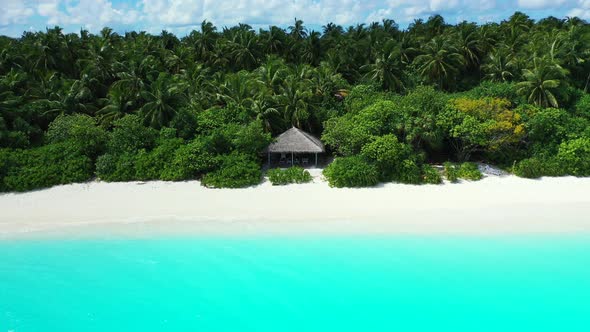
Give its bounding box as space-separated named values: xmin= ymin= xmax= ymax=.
xmin=1 ymin=170 xmax=590 ymax=239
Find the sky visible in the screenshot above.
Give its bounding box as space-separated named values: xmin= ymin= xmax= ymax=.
xmin=1 ymin=0 xmax=590 ymax=37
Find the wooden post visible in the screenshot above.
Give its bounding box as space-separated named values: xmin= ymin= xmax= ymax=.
xmin=315 ymin=153 xmax=318 ymax=167
xmin=291 ymin=152 xmax=294 ymax=166
xmin=267 ymin=152 xmax=271 ymax=166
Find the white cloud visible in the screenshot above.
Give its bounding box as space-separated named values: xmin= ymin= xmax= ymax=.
xmin=1 ymin=0 xmax=588 ymax=38
xmin=36 ymin=0 xmax=140 ymax=30
xmin=366 ymin=0 xmax=495 ymax=23
xmin=517 ymin=0 xmax=569 ymax=9
xmin=1 ymin=0 xmax=35 ymax=26
xmin=139 ymin=0 xmax=365 ymax=28
xmin=568 ymin=0 xmax=590 ymax=18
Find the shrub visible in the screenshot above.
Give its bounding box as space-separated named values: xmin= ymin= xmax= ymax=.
xmin=1 ymin=143 xmax=93 ymax=192
xmin=458 ymin=162 xmax=483 ymax=181
xmin=575 ymin=94 xmax=590 ymax=119
xmin=464 ymin=81 xmax=522 ymax=104
xmin=398 ymin=159 xmax=423 ymax=184
xmin=161 ymin=138 xmax=219 ymax=181
xmin=556 ymin=137 xmax=590 ymax=176
xmin=95 ymin=153 xmax=137 ymax=182
xmin=443 ymin=162 xmax=459 ymax=183
xmin=201 ymin=153 xmax=261 ymax=188
xmin=513 ymin=157 xmax=546 ymax=178
xmin=267 ymin=167 xmax=312 ymax=185
xmin=422 ymin=165 xmax=442 ymax=184
xmin=107 ymin=115 xmax=158 ymax=154
xmin=134 ymin=138 xmax=183 ymax=181
xmin=46 ymin=114 xmax=108 ymax=158
xmin=170 ymin=107 xmax=200 ymax=140
xmin=323 ymin=156 xmax=379 ymax=188
xmin=322 ymin=101 xmax=396 ymax=156
xmin=360 ymin=134 xmax=416 ymax=182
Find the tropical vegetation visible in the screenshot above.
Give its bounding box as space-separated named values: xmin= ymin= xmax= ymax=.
xmin=1 ymin=13 xmax=590 ymax=190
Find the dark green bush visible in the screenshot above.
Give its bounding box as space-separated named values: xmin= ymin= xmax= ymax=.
xmin=323 ymin=156 xmax=379 ymax=188
xmin=360 ymin=134 xmax=417 ymax=182
xmin=513 ymin=157 xmax=546 ymax=178
xmin=267 ymin=167 xmax=312 ymax=185
xmin=46 ymin=114 xmax=108 ymax=158
xmin=556 ymin=137 xmax=590 ymax=176
xmin=458 ymin=162 xmax=483 ymax=181
xmin=107 ymin=115 xmax=159 ymax=154
xmin=134 ymin=138 xmax=183 ymax=181
xmin=443 ymin=162 xmax=459 ymax=183
xmin=575 ymin=94 xmax=590 ymax=119
xmin=201 ymin=153 xmax=262 ymax=188
xmin=1 ymin=143 xmax=93 ymax=192
xmin=397 ymin=159 xmax=423 ymax=184
xmin=443 ymin=162 xmax=483 ymax=182
xmin=422 ymin=165 xmax=442 ymax=184
xmin=464 ymin=81 xmax=522 ymax=104
xmin=95 ymin=153 xmax=137 ymax=182
xmin=322 ymin=101 xmax=396 ymax=156
xmin=161 ymin=138 xmax=219 ymax=181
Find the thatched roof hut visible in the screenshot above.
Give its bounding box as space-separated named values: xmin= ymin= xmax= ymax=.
xmin=266 ymin=127 xmax=325 ymax=153
xmin=265 ymin=127 xmax=325 ymax=166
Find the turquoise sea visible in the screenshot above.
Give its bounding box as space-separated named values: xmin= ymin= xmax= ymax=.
xmin=1 ymin=235 xmax=590 ymax=331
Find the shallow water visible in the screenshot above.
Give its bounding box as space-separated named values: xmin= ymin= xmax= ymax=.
xmin=1 ymin=235 xmax=590 ymax=331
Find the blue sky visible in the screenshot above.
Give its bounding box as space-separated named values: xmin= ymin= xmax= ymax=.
xmin=1 ymin=0 xmax=589 ymax=37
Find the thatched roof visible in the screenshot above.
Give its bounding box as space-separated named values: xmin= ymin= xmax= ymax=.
xmin=266 ymin=127 xmax=325 ymax=153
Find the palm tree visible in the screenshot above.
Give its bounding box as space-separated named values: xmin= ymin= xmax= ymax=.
xmin=277 ymin=76 xmax=316 ymax=129
xmin=455 ymin=23 xmax=481 ymax=68
xmin=139 ymin=73 xmax=188 ymax=128
xmin=516 ymin=58 xmax=568 ymax=108
xmin=230 ymin=30 xmax=260 ymax=70
xmin=289 ymin=19 xmax=308 ymax=41
xmin=482 ymin=49 xmax=516 ymax=82
xmin=250 ymin=97 xmax=279 ymax=132
xmin=302 ymin=31 xmax=322 ymax=66
xmin=256 ymin=57 xmax=287 ymax=93
xmin=413 ymin=37 xmax=464 ymax=90
xmin=97 ymin=87 xmax=135 ymax=126
xmin=361 ymin=41 xmax=405 ymax=91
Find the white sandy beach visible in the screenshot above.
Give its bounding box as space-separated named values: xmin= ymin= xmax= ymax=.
xmin=1 ymin=169 xmax=590 ymax=239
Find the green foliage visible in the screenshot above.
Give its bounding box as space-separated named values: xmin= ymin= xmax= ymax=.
xmin=134 ymin=138 xmax=183 ymax=181
xmin=323 ymin=156 xmax=379 ymax=188
xmin=161 ymin=138 xmax=219 ymax=181
xmin=574 ymin=94 xmax=590 ymax=119
xmin=345 ymin=84 xmax=392 ymax=113
xmin=443 ymin=162 xmax=459 ymax=183
xmin=556 ymin=137 xmax=590 ymax=176
xmin=267 ymin=167 xmax=312 ymax=185
xmin=1 ymin=144 xmax=93 ymax=192
xmin=201 ymin=153 xmax=262 ymax=188
xmin=512 ymin=157 xmax=560 ymax=179
xmin=95 ymin=153 xmax=137 ymax=182
xmin=5 ymin=18 xmax=590 ymax=190
xmin=170 ymin=107 xmax=200 ymax=140
xmin=443 ymin=162 xmax=483 ymax=181
xmin=107 ymin=115 xmax=159 ymax=154
xmin=230 ymin=120 xmax=273 ymax=155
xmin=439 ymin=97 xmax=525 ymax=161
xmin=46 ymin=114 xmax=108 ymax=158
xmin=457 ymin=162 xmax=483 ymax=181
xmin=323 ymin=101 xmax=396 ymax=156
xmin=464 ymin=82 xmax=522 ymax=104
xmin=422 ymin=165 xmax=443 ymax=184
xmin=360 ymin=134 xmax=419 ymax=183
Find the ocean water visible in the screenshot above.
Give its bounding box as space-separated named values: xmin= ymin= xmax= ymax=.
xmin=1 ymin=235 xmax=590 ymax=332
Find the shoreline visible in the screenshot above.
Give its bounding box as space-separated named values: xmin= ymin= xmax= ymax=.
xmin=1 ymin=172 xmax=590 ymax=239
